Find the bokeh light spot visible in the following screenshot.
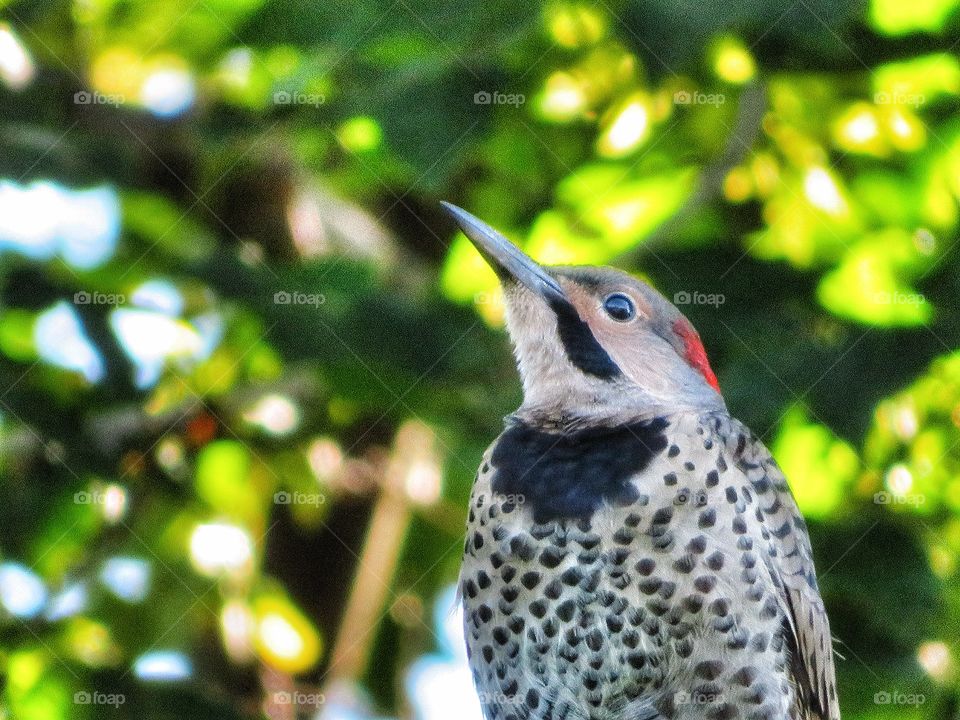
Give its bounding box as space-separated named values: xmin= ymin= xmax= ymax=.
xmin=597 ymin=94 xmax=650 ymax=157
xmin=189 ymin=522 xmax=253 ymax=577
xmin=34 ymin=302 xmax=105 ymax=383
xmin=338 ymin=116 xmax=383 ymax=153
xmin=244 ymin=393 xmax=300 ymax=436
xmin=100 ymin=557 xmax=151 ymax=603
xmin=0 ymin=24 xmax=34 ymax=89
xmin=0 ymin=562 xmax=47 ymax=618
xmin=140 ymin=67 xmax=195 ymax=118
xmin=804 ymin=168 xmax=846 ymax=215
xmin=133 ymin=651 xmax=192 ymax=681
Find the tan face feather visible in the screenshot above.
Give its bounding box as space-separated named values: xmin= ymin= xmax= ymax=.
xmin=545 ymin=269 xmax=724 ymax=416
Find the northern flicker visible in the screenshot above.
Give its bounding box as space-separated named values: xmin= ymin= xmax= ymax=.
xmin=443 ymin=202 xmax=840 ymax=720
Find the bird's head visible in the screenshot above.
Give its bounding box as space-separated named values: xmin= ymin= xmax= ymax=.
xmin=442 ymin=203 xmax=725 ymax=423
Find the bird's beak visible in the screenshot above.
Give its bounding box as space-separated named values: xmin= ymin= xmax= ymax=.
xmin=440 ymin=202 xmax=565 ymax=302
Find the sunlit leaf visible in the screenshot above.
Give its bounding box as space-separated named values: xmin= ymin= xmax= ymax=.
xmin=747 ymin=157 xmax=868 ymax=268
xmin=337 ymin=116 xmax=383 ymax=153
xmin=537 ymin=71 xmax=590 ymax=122
xmin=440 ymin=234 xmax=499 ymax=306
xmin=560 ymin=166 xmax=694 ymax=246
xmin=865 ymin=351 xmax=960 ymax=515
xmin=214 ymin=47 xmax=275 ymax=110
xmin=545 ymin=3 xmax=608 ymax=48
xmin=64 ymin=617 xmax=122 ymax=667
xmin=817 ymin=230 xmax=934 ymax=327
xmin=832 ymin=103 xmax=887 ymax=157
xmin=596 ymin=92 xmax=651 ymax=157
xmin=873 ymin=53 xmax=960 ymax=106
xmin=526 ymin=210 xmax=604 ymax=264
xmin=6 ymin=650 xmax=70 ymax=720
xmin=772 ymin=407 xmax=859 ymax=519
xmin=710 ymin=35 xmax=755 ymax=84
xmin=870 ymin=0 xmax=960 ymax=35
xmin=195 ymin=441 xmax=260 ymax=525
xmin=252 ymin=592 xmax=322 ymax=674
xmin=0 ymin=309 xmax=37 ymax=361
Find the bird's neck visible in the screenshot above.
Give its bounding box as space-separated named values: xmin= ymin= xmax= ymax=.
xmin=512 ymin=390 xmax=726 ymax=432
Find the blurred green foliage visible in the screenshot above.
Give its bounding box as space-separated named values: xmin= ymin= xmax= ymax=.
xmin=0 ymin=0 xmax=959 ymax=718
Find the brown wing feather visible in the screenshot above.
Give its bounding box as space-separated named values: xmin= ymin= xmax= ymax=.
xmin=731 ymin=421 xmax=841 ymax=720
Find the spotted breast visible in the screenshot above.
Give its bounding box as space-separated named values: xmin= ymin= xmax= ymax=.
xmin=460 ymin=410 xmax=837 ymax=720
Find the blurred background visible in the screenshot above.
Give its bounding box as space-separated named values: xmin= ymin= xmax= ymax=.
xmin=0 ymin=0 xmax=957 ymax=718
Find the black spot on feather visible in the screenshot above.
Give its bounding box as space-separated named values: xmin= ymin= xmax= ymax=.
xmin=490 ymin=417 xmax=669 ymax=523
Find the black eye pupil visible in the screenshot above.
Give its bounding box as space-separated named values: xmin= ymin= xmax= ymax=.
xmin=604 ymin=294 xmax=635 ymax=321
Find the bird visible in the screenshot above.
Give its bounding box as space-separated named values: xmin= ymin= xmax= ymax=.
xmin=441 ymin=202 xmax=840 ymax=720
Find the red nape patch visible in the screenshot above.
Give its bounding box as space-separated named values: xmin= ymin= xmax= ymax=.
xmin=672 ymin=319 xmax=721 ymax=392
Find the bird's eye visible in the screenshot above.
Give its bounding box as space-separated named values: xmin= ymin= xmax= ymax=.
xmin=603 ymin=293 xmax=636 ymax=322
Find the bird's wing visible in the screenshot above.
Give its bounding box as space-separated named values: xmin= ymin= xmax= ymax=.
xmin=730 ymin=421 xmax=841 ymax=720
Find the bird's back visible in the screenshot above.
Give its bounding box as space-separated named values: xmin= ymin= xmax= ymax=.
xmin=461 ymin=409 xmax=838 ymax=720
